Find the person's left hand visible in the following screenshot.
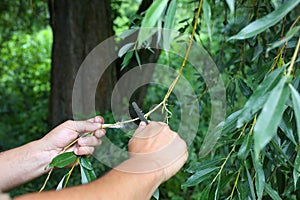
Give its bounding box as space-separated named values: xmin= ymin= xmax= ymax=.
xmin=38 ymin=116 xmax=106 ymax=163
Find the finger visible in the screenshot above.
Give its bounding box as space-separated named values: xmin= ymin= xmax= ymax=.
xmin=78 ymin=136 xmax=102 ymax=147
xmin=87 ymin=116 xmax=104 ymax=124
xmin=74 ymin=120 xmax=102 ymax=133
xmin=74 ymin=146 xmax=95 ymax=155
xmin=94 ymin=129 xmax=106 ymax=138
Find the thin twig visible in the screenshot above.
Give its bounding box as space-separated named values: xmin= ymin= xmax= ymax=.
xmin=287 ymin=36 xmax=300 ymax=76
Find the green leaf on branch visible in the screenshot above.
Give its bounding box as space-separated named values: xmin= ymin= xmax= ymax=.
xmin=293 ymin=150 xmax=300 ymax=189
xmin=121 ymin=50 xmax=134 ymax=70
xmin=265 ymin=183 xmax=282 ymax=200
xmin=163 ymin=0 xmax=177 ymax=51
xmin=228 ymin=0 xmax=300 ymax=40
xmin=254 ymin=77 xmax=290 ymax=159
xmin=182 ymin=167 xmax=218 ymax=187
xmin=138 ymin=0 xmax=169 ymax=47
xmin=267 ymin=26 xmax=300 ymax=54
xmin=289 ymin=84 xmax=300 ymax=141
xmin=203 ymin=0 xmax=212 ymax=42
xmin=47 ymin=152 xmax=78 ymax=169
xmin=237 ymin=67 xmax=284 ymax=128
xmin=238 ymin=78 xmax=253 ymax=98
xmin=80 ymin=156 xmax=93 ymax=170
xmin=254 ymin=161 xmax=265 ymax=200
xmin=80 ymin=159 xmax=97 ymax=184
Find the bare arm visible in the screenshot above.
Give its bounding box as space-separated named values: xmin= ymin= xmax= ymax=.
xmin=0 ymin=116 xmax=105 ymax=192
xmin=14 ymin=122 xmax=188 ymax=200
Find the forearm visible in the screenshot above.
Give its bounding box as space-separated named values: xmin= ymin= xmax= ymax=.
xmin=0 ymin=140 xmax=51 ymax=192
xmin=14 ymin=159 xmax=163 ymax=200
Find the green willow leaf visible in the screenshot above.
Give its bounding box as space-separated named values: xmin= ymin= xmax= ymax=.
xmin=293 ymin=150 xmax=300 ymax=189
xmin=228 ymin=0 xmax=300 ymax=40
xmin=118 ymin=42 xmax=135 ymax=58
xmin=237 ymin=134 xmax=252 ymax=160
xmin=225 ymin=0 xmax=234 ymax=14
xmin=267 ymin=26 xmax=300 ymax=53
xmin=48 ymin=152 xmax=78 ymax=169
xmin=121 ymin=50 xmax=134 ymax=70
xmin=80 ymin=164 xmax=97 ymax=184
xmin=254 ymin=78 xmax=290 ymax=159
xmin=265 ymin=183 xmax=282 ymax=200
xmin=56 ymin=174 xmax=68 ymax=191
xmin=182 ymin=167 xmax=218 ymax=187
xmin=238 ymin=78 xmax=253 ymax=98
xmin=237 ymin=67 xmax=284 ymax=128
xmin=138 ymin=0 xmax=169 ymax=47
xmin=80 ymin=156 xmax=93 ymax=170
xmin=245 ymin=166 xmax=256 ymax=199
xmin=153 ymin=188 xmax=159 ymax=200
xmin=163 ymin=0 xmax=177 ymax=51
xmin=203 ymin=0 xmax=212 ymax=42
xmin=255 ymin=161 xmax=265 ymax=200
xmin=289 ymin=84 xmax=300 ymax=141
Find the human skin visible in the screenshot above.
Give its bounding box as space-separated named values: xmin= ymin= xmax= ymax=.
xmin=0 ymin=116 xmax=105 ymax=192
xmin=13 ymin=121 xmax=188 ymax=200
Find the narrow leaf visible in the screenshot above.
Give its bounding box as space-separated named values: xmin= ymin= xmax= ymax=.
xmin=182 ymin=167 xmax=218 ymax=187
xmin=289 ymin=84 xmax=300 ymax=141
xmin=237 ymin=67 xmax=284 ymax=128
xmin=153 ymin=188 xmax=159 ymax=200
xmin=229 ymin=0 xmax=300 ymax=40
xmin=255 ymin=162 xmax=265 ymax=200
xmin=56 ymin=174 xmax=68 ymax=191
xmin=254 ymin=78 xmax=290 ymax=159
xmin=80 ymin=156 xmax=93 ymax=170
xmin=121 ymin=51 xmax=134 ymax=70
xmin=203 ymin=0 xmax=212 ymax=42
xmin=80 ymin=164 xmax=97 ymax=184
xmin=135 ymin=50 xmax=141 ymax=68
xmin=293 ymin=150 xmax=300 ymax=189
xmin=138 ymin=0 xmax=169 ymax=46
xmin=265 ymin=183 xmax=282 ymax=200
xmin=225 ymin=0 xmax=234 ymax=14
xmin=48 ymin=152 xmax=77 ymax=169
xmin=245 ymin=166 xmax=256 ymax=199
xmin=163 ymin=0 xmax=177 ymax=51
xmin=118 ymin=42 xmax=135 ymax=58
xmin=267 ymin=26 xmax=300 ymax=53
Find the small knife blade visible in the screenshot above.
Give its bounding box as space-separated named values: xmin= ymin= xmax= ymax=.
xmin=132 ymin=102 xmax=149 ymax=124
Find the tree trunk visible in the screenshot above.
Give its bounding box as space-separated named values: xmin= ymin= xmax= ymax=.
xmin=48 ymin=0 xmax=114 ymax=127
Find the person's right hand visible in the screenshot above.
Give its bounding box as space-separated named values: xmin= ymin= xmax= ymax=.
xmin=124 ymin=121 xmax=188 ymax=183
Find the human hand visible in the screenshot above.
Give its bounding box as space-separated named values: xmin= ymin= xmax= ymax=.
xmin=118 ymin=121 xmax=188 ymax=183
xmin=38 ymin=116 xmax=106 ymax=163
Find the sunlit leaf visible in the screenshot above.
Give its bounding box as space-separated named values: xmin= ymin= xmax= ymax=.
xmin=135 ymin=50 xmax=141 ymax=68
xmin=47 ymin=152 xmax=77 ymax=169
xmin=80 ymin=156 xmax=93 ymax=170
xmin=182 ymin=167 xmax=218 ymax=187
xmin=138 ymin=0 xmax=169 ymax=47
xmin=203 ymin=0 xmax=212 ymax=42
xmin=289 ymin=84 xmax=300 ymax=141
xmin=265 ymin=183 xmax=282 ymax=200
xmin=254 ymin=78 xmax=289 ymax=159
xmin=237 ymin=67 xmax=284 ymax=128
xmin=163 ymin=0 xmax=177 ymax=51
xmin=56 ymin=174 xmax=67 ymax=191
xmin=118 ymin=42 xmax=135 ymax=58
xmin=80 ymin=164 xmax=97 ymax=184
xmin=225 ymin=0 xmax=235 ymax=14
xmin=153 ymin=188 xmax=159 ymax=200
xmin=228 ymin=0 xmax=300 ymax=40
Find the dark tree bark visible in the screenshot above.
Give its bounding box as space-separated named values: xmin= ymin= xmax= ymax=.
xmin=48 ymin=0 xmax=114 ymax=127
